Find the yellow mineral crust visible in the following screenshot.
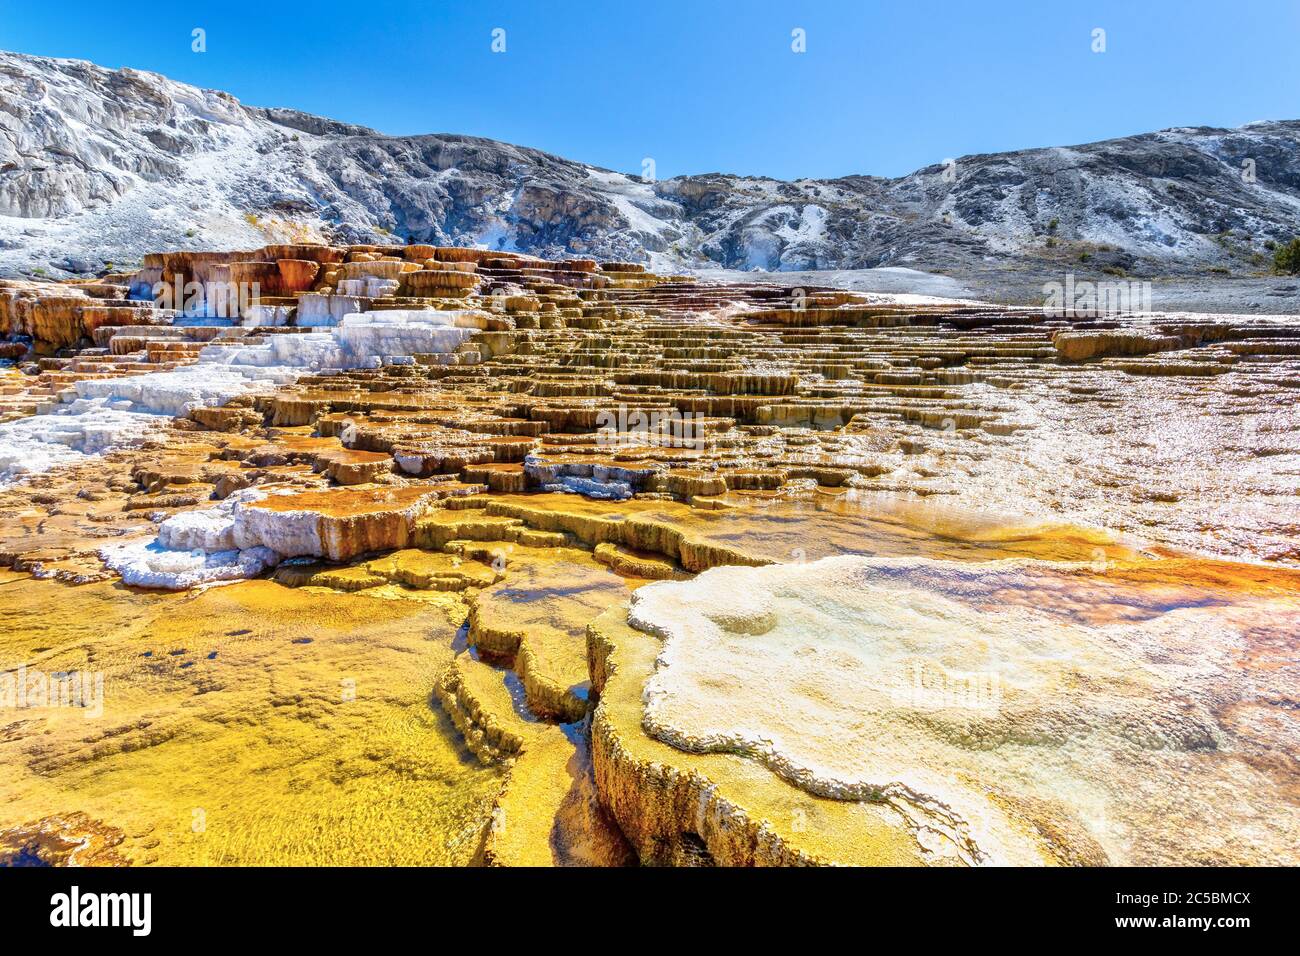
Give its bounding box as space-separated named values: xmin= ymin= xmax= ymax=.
xmin=467 ymin=544 xmax=637 ymax=722
xmin=0 ymin=571 xmax=502 ymax=865
xmin=479 ymin=717 xmax=634 ymax=867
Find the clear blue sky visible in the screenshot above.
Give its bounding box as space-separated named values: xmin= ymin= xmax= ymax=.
xmin=2 ymin=0 xmax=1296 ymax=180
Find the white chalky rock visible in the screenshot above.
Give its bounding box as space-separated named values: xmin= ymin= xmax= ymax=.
xmin=155 ymin=488 xmax=263 ymax=552
xmin=628 ymin=555 xmax=1300 ymax=866
xmin=230 ymin=498 xmax=324 ymax=556
xmin=104 ymin=488 xmax=327 ymax=588
xmin=72 ymin=364 xmax=284 ymax=416
xmin=1 ymin=362 xmax=302 ymax=486
xmin=3 ymin=306 xmax=477 ymax=485
xmin=100 ymin=540 xmax=281 ymax=590
xmin=199 ymin=311 xmax=473 ymax=371
xmin=155 ymin=488 xmax=324 ymax=558
xmin=0 ymin=404 xmax=163 ymax=483
xmin=295 ymin=293 xmax=367 ymax=326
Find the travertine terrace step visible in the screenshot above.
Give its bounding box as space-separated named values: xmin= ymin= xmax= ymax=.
xmin=5 ymin=242 xmax=1300 ymax=869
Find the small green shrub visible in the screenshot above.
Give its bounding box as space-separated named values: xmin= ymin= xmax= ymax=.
xmin=1273 ymin=237 xmax=1300 ymax=275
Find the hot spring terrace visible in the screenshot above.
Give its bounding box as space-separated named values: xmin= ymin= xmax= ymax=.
xmin=0 ymin=242 xmax=1297 ymax=866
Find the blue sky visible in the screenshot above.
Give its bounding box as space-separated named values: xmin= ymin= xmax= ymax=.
xmin=2 ymin=0 xmax=1296 ymax=180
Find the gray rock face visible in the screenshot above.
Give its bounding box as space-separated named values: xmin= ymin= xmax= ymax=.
xmin=1 ymin=49 xmax=1298 ymax=279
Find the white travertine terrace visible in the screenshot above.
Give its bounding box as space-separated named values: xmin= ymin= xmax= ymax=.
xmin=0 ymin=310 xmax=477 ymax=485
xmin=629 ymin=555 xmax=1300 ymax=865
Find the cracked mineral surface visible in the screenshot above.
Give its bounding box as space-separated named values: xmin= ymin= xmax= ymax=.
xmin=0 ymin=242 xmax=1297 ymax=866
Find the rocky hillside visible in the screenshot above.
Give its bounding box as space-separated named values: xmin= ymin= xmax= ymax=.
xmin=2 ymin=49 xmax=1298 ymax=280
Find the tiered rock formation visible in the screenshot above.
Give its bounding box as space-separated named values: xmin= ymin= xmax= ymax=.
xmin=1 ymin=242 xmax=1298 ymax=866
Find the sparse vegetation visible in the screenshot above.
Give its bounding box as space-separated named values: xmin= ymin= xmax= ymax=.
xmin=1047 ymin=217 xmax=1059 ymax=234
xmin=1078 ymin=252 xmax=1091 ymax=263
xmin=243 ymin=212 xmax=261 ymax=227
xmin=1273 ymin=237 xmax=1300 ymax=275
